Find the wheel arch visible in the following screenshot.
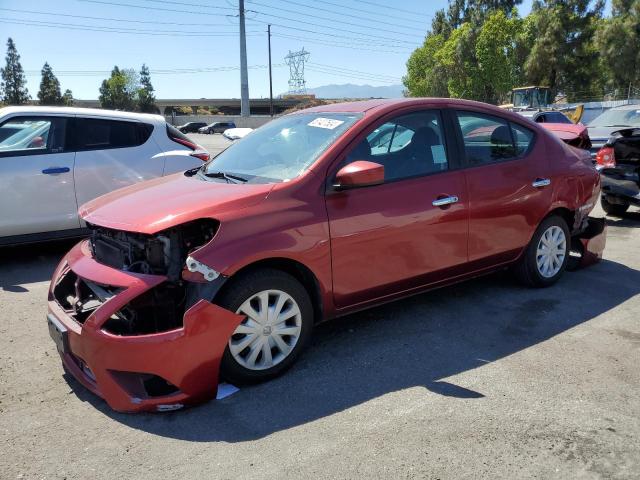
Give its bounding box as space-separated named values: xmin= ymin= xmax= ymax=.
xmin=216 ymin=257 xmax=325 ymax=324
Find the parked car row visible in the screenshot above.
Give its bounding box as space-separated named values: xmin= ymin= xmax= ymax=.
xmin=176 ymin=121 xmax=237 ymax=134
xmin=45 ymin=98 xmax=606 ymax=412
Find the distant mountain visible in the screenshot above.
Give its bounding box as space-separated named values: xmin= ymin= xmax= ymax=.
xmin=305 ymin=83 xmax=404 ymax=99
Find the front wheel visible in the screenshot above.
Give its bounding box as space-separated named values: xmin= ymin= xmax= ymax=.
xmin=514 ymin=215 xmax=570 ymax=288
xmin=218 ymin=269 xmax=314 ymax=385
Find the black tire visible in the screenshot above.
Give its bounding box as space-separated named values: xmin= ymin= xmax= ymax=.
xmin=218 ymin=269 xmax=314 ymax=385
xmin=601 ymin=196 xmax=628 ymax=216
xmin=514 ymin=215 xmax=570 ymax=288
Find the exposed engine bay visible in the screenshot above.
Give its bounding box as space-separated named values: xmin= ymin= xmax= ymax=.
xmin=87 ymin=219 xmax=218 ymax=281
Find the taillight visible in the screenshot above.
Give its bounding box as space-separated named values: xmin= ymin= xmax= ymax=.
xmin=595 ymin=146 xmax=615 ymax=168
xmin=171 ymin=135 xmax=197 ymax=150
xmin=190 ymin=150 xmax=210 ymax=162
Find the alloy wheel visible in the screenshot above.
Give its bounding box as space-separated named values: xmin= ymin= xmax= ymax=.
xmin=229 ymin=289 xmax=302 ymax=371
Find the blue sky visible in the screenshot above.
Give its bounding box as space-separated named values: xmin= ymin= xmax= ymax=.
xmin=0 ymin=0 xmax=583 ymax=100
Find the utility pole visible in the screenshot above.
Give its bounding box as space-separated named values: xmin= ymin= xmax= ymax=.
xmin=268 ymin=24 xmax=273 ymax=117
xmin=239 ymin=0 xmax=250 ymax=117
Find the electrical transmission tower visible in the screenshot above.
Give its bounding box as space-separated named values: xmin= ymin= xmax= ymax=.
xmin=284 ymin=48 xmax=310 ymax=94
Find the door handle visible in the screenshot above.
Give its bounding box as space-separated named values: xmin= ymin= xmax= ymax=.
xmin=42 ymin=167 xmax=70 ymax=174
xmin=432 ymin=195 xmax=459 ymax=207
xmin=532 ymin=178 xmax=551 ymax=188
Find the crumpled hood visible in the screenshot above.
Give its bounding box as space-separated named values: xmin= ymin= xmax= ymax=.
xmin=80 ymin=172 xmax=274 ymax=234
xmin=540 ymin=123 xmax=587 ymax=141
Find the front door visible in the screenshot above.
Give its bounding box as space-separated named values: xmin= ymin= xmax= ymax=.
xmin=0 ymin=115 xmax=78 ymax=237
xmin=325 ymin=110 xmax=469 ymax=309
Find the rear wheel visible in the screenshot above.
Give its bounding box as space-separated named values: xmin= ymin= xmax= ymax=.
xmin=601 ymin=196 xmax=629 ymax=216
xmin=514 ymin=215 xmax=570 ymax=287
xmin=218 ymin=269 xmax=313 ymax=385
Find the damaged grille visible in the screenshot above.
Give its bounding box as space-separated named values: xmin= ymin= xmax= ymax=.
xmin=52 ymin=269 xmax=122 ymax=324
xmin=87 ymin=219 xmax=218 ymax=280
xmin=103 ymin=283 xmax=187 ymax=335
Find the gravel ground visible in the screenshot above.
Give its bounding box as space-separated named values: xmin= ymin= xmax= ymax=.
xmin=1 ymin=205 xmax=639 ymax=479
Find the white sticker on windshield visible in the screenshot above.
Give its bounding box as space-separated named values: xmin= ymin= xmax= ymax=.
xmin=308 ymin=118 xmax=345 ymax=130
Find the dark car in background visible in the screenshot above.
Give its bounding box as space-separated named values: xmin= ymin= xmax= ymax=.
xmin=176 ymin=121 xmax=207 ymax=133
xmin=588 ymin=104 xmax=640 ymax=157
xmin=198 ymin=121 xmax=237 ymax=134
xmin=596 ymin=127 xmax=640 ymax=215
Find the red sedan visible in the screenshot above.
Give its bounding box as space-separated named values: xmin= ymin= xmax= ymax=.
xmin=47 ymin=98 xmax=605 ymax=412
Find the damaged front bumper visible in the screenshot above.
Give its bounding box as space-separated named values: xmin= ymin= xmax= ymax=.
xmin=47 ymin=240 xmax=243 ymax=413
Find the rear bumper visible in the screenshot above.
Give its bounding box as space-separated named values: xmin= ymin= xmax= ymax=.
xmin=601 ymin=171 xmax=640 ymax=205
xmin=47 ymin=241 xmax=243 ymax=413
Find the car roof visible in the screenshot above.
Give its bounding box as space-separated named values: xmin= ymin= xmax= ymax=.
xmin=298 ymin=97 xmax=509 ymax=115
xmin=0 ymin=105 xmax=165 ymax=122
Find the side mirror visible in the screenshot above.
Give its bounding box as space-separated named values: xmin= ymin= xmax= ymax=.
xmin=334 ymin=160 xmax=384 ymax=190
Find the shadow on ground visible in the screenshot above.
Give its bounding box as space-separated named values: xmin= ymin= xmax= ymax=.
xmin=0 ymin=239 xmax=79 ymax=292
xmin=62 ymin=257 xmax=640 ymax=443
xmin=605 ymin=210 xmax=640 ymax=228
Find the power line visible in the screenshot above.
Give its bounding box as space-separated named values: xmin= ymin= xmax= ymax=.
xmin=0 ymin=7 xmax=241 ymax=28
xmin=256 ymin=0 xmax=426 ymax=32
xmin=0 ymin=18 xmax=262 ymax=37
xmin=79 ymin=0 xmax=235 ymax=18
xmin=305 ymin=66 xmax=400 ymax=84
xmin=301 ymin=0 xmax=428 ymax=26
xmin=308 ymin=63 xmax=400 ymax=82
xmin=271 ymin=33 xmax=411 ymax=54
xmin=351 ymin=0 xmax=430 ymax=16
xmin=121 ymin=0 xmax=237 ymax=11
xmin=23 ymin=64 xmax=286 ymax=77
xmin=247 ymin=12 xmax=416 ymax=46
xmin=247 ymin=0 xmax=421 ymax=39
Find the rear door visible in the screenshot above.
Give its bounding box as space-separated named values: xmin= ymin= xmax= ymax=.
xmin=0 ymin=115 xmax=78 ymax=237
xmin=326 ymin=109 xmax=469 ymax=308
xmin=454 ymin=110 xmax=552 ymax=265
xmin=72 ymin=116 xmax=163 ymax=207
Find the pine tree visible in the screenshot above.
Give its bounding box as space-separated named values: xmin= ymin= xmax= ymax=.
xmin=62 ymin=89 xmax=74 ymax=106
xmin=1 ymin=38 xmax=30 ymax=105
xmin=37 ymin=62 xmax=63 ymax=105
xmin=137 ymin=64 xmax=157 ymax=113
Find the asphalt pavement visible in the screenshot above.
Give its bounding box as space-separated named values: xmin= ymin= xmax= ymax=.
xmin=1 ymin=205 xmax=639 ymax=479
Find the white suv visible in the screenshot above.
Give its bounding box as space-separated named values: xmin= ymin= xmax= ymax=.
xmin=0 ymin=106 xmax=209 ymax=245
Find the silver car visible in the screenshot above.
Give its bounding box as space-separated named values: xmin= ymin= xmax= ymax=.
xmin=588 ymin=104 xmax=640 ymax=156
xmin=0 ymin=106 xmax=209 ymax=245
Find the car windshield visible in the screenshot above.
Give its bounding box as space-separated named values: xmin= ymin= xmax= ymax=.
xmin=589 ymin=108 xmax=640 ymax=127
xmin=203 ymin=112 xmax=362 ymax=183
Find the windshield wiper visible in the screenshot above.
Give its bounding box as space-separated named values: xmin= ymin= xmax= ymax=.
xmin=202 ymin=171 xmax=248 ymax=183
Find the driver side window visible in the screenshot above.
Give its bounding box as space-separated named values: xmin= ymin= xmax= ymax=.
xmin=345 ymin=110 xmax=448 ymax=182
xmin=0 ymin=116 xmax=66 ymax=157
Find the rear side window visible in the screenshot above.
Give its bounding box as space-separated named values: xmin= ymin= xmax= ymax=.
xmin=456 ymin=111 xmax=534 ymax=164
xmin=72 ymin=118 xmax=153 ymax=151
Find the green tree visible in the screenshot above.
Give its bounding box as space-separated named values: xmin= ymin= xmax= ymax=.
xmin=524 ymin=0 xmax=604 ymax=101
xmin=99 ymin=66 xmax=137 ymax=111
xmin=37 ymin=62 xmax=63 ymax=105
xmin=1 ymin=38 xmax=30 ymax=105
xmin=596 ymin=0 xmax=640 ymax=98
xmin=403 ymin=33 xmax=449 ymax=97
xmin=137 ymin=64 xmax=157 ymax=113
xmin=62 ymin=89 xmax=74 ymax=106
